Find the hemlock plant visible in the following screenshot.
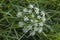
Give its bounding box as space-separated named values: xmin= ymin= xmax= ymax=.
xmin=0 ymin=0 xmax=60 ymax=40
xmin=17 ymin=4 xmax=46 ymax=36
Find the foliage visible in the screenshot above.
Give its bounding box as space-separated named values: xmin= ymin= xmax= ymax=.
xmin=0 ymin=0 xmax=60 ymax=40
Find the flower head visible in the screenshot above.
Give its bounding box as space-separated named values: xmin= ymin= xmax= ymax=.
xmin=38 ymin=27 xmax=43 ymax=33
xmin=18 ymin=22 xmax=24 ymax=27
xmin=23 ymin=8 xmax=28 ymax=12
xmin=17 ymin=4 xmax=46 ymax=36
xmin=29 ymin=4 xmax=34 ymax=9
xmin=34 ymin=7 xmax=39 ymax=14
xmin=17 ymin=12 xmax=22 ymax=17
xmin=24 ymin=16 xmax=29 ymax=22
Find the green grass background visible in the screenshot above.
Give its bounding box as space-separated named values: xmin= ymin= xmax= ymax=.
xmin=0 ymin=0 xmax=60 ymax=40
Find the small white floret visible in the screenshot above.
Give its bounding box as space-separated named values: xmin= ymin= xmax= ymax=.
xmin=17 ymin=12 xmax=22 ymax=17
xmin=41 ymin=11 xmax=45 ymax=16
xmin=39 ymin=22 xmax=43 ymax=26
xmin=23 ymin=28 xmax=28 ymax=33
xmin=28 ymin=10 xmax=32 ymax=14
xmin=29 ymin=4 xmax=34 ymax=9
xmin=38 ymin=27 xmax=43 ymax=33
xmin=34 ymin=7 xmax=39 ymax=11
xmin=34 ymin=27 xmax=38 ymax=31
xmin=30 ymin=31 xmax=35 ymax=36
xmin=31 ymin=14 xmax=34 ymax=18
xmin=34 ymin=7 xmax=39 ymax=14
xmin=23 ymin=8 xmax=28 ymax=12
xmin=42 ymin=17 xmax=46 ymax=22
xmin=27 ymin=25 xmax=32 ymax=30
xmin=34 ymin=23 xmax=38 ymax=26
xmin=18 ymin=22 xmax=24 ymax=27
xmin=37 ymin=15 xmax=41 ymax=19
xmin=35 ymin=10 xmax=39 ymax=14
xmin=24 ymin=16 xmax=29 ymax=21
xmin=30 ymin=19 xmax=34 ymax=22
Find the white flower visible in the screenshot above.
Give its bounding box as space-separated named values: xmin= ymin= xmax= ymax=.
xmin=41 ymin=11 xmax=45 ymax=16
xmin=18 ymin=22 xmax=24 ymax=27
xmin=34 ymin=7 xmax=39 ymax=11
xmin=39 ymin=22 xmax=43 ymax=26
xmin=23 ymin=8 xmax=28 ymax=12
xmin=30 ymin=19 xmax=34 ymax=22
xmin=34 ymin=20 xmax=38 ymax=23
xmin=30 ymin=31 xmax=35 ymax=36
xmin=42 ymin=17 xmax=46 ymax=22
xmin=24 ymin=16 xmax=29 ymax=21
xmin=31 ymin=14 xmax=34 ymax=18
xmin=27 ymin=25 xmax=32 ymax=30
xmin=38 ymin=27 xmax=43 ymax=33
xmin=28 ymin=10 xmax=32 ymax=14
xmin=35 ymin=10 xmax=39 ymax=14
xmin=37 ymin=15 xmax=41 ymax=19
xmin=34 ymin=7 xmax=39 ymax=14
xmin=23 ymin=28 xmax=28 ymax=33
xmin=29 ymin=4 xmax=34 ymax=9
xmin=34 ymin=27 xmax=38 ymax=31
xmin=34 ymin=23 xmax=38 ymax=26
xmin=41 ymin=11 xmax=46 ymax=22
xmin=17 ymin=12 xmax=22 ymax=17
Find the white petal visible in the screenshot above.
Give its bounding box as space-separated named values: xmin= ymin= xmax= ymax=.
xmin=38 ymin=27 xmax=43 ymax=33
xmin=37 ymin=15 xmax=41 ymax=19
xmin=17 ymin=12 xmax=22 ymax=17
xmin=34 ymin=23 xmax=38 ymax=26
xmin=28 ymin=10 xmax=32 ymax=14
xmin=34 ymin=20 xmax=38 ymax=23
xmin=31 ymin=14 xmax=34 ymax=18
xmin=34 ymin=7 xmax=39 ymax=11
xmin=42 ymin=17 xmax=46 ymax=22
xmin=29 ymin=4 xmax=34 ymax=9
xmin=30 ymin=31 xmax=35 ymax=36
xmin=24 ymin=16 xmax=29 ymax=21
xmin=30 ymin=19 xmax=34 ymax=22
xmin=34 ymin=27 xmax=38 ymax=31
xmin=39 ymin=22 xmax=43 ymax=26
xmin=18 ymin=22 xmax=24 ymax=27
xmin=23 ymin=28 xmax=28 ymax=33
xmin=41 ymin=11 xmax=45 ymax=16
xmin=23 ymin=8 xmax=28 ymax=12
xmin=27 ymin=25 xmax=32 ymax=30
xmin=34 ymin=7 xmax=40 ymax=14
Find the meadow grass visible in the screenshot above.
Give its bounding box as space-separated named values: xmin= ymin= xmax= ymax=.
xmin=0 ymin=0 xmax=60 ymax=40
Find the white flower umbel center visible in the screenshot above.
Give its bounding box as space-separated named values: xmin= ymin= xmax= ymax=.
xmin=17 ymin=4 xmax=46 ymax=36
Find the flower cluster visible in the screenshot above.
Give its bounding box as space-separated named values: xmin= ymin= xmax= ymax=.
xmin=17 ymin=4 xmax=46 ymax=36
